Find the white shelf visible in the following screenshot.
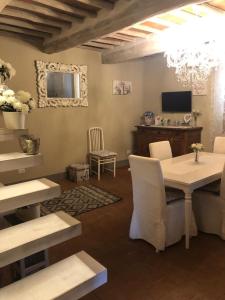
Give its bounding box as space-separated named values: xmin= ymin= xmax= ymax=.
xmin=0 ymin=178 xmax=60 ymax=213
xmin=0 ymin=128 xmax=28 ymax=142
xmin=0 ymin=211 xmax=81 ymax=268
xmin=0 ymin=152 xmax=43 ymax=172
xmin=0 ymin=251 xmax=107 ymax=300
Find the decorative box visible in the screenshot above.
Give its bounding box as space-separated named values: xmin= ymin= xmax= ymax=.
xmin=67 ymin=163 xmax=89 ymax=182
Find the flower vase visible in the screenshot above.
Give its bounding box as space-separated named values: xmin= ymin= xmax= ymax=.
xmin=2 ymin=112 xmax=27 ymax=129
xmin=194 ymin=150 xmax=199 ymax=162
xmin=0 ymin=78 xmax=8 ymax=95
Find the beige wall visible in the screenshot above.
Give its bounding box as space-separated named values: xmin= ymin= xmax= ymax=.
xmin=142 ymin=53 xmax=213 ymax=150
xmin=0 ymin=37 xmax=217 ymax=184
xmin=0 ymin=37 xmax=144 ymax=184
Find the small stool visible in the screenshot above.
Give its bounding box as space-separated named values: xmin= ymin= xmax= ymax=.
xmin=67 ymin=163 xmax=89 ymax=183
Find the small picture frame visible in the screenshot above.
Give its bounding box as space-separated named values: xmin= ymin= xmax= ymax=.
xmin=113 ymin=80 xmax=132 ymax=95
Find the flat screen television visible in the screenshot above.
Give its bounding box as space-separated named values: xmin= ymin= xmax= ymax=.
xmin=162 ymin=91 xmax=192 ymax=113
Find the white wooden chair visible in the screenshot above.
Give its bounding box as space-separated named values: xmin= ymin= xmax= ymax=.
xmin=129 ymin=155 xmax=197 ymax=252
xmin=193 ymin=164 xmax=225 ymax=239
xmin=213 ymin=136 xmax=225 ymax=154
xmin=149 ymin=141 xmax=172 ymax=160
xmin=88 ymin=127 xmax=117 ymax=181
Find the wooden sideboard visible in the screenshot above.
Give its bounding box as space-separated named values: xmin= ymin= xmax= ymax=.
xmin=133 ymin=125 xmax=203 ymax=157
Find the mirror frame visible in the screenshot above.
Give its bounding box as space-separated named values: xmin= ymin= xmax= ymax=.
xmin=35 ymin=60 xmax=88 ymax=108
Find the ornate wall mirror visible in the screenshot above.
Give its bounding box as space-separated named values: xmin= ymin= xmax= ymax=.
xmin=35 ymin=60 xmax=88 ymax=108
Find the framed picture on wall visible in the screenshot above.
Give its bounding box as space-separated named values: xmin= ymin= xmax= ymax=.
xmin=112 ymin=80 xmax=132 ymax=95
xmin=192 ymin=81 xmax=208 ymax=96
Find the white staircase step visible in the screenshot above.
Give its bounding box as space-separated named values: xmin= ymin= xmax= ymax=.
xmin=0 ymin=152 xmax=43 ymax=172
xmin=0 ymin=128 xmax=28 ymax=142
xmin=0 ymin=178 xmax=60 ymax=213
xmin=0 ymin=211 xmax=81 ymax=268
xmin=0 ymin=251 xmax=107 ymax=300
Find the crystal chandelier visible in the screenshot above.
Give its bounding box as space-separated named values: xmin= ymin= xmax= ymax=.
xmin=163 ymin=16 xmax=225 ymax=87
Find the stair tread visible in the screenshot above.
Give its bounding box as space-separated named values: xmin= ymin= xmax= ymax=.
xmin=0 ymin=211 xmax=81 ymax=268
xmin=0 ymin=152 xmax=43 ymax=172
xmin=0 ymin=251 xmax=107 ymax=300
xmin=0 ymin=178 xmax=60 ymax=213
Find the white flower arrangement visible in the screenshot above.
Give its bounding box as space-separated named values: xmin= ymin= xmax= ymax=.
xmin=191 ymin=143 xmax=204 ymax=152
xmin=0 ymin=89 xmax=36 ymax=113
xmin=0 ymin=59 xmax=16 ymax=82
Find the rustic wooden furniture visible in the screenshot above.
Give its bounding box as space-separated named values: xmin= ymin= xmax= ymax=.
xmin=133 ymin=125 xmax=202 ymax=157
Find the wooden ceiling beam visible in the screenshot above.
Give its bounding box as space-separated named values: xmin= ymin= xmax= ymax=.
xmin=95 ymin=38 xmax=123 ymax=46
xmin=0 ymin=0 xmax=12 ymax=12
xmin=0 ymin=16 xmax=59 ymax=34
xmin=73 ymin=0 xmax=114 ymax=10
xmin=1 ymin=7 xmax=68 ymax=29
xmin=119 ymin=28 xmax=149 ymax=38
xmin=0 ymin=23 xmax=50 ymax=38
xmin=85 ymin=41 xmax=114 ymax=49
xmin=43 ymin=0 xmax=207 ymax=54
xmin=200 ymin=3 xmax=225 ymax=15
xmin=106 ymin=33 xmax=137 ymax=42
xmin=0 ymin=29 xmax=43 ymax=46
xmin=79 ymin=44 xmax=102 ymax=51
xmin=9 ymin=0 xmax=85 ymax=23
xmin=30 ymin=0 xmax=97 ymax=17
xmin=102 ymin=34 xmax=164 ymax=64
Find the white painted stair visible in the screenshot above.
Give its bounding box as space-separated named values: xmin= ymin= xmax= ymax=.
xmin=0 ymin=127 xmax=107 ymax=298
xmin=0 ymin=211 xmax=81 ymax=268
xmin=0 ymin=251 xmax=107 ymax=300
xmin=0 ymin=128 xmax=28 ymax=142
xmin=0 ymin=152 xmax=43 ymax=172
xmin=0 ymin=178 xmax=60 ymax=213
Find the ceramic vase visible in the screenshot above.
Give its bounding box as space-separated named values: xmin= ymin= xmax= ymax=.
xmin=2 ymin=111 xmax=27 ymax=129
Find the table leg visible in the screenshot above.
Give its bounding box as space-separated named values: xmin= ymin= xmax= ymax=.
xmin=185 ymin=192 xmax=192 ymax=249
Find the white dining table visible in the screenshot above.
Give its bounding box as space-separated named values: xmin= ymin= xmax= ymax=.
xmin=160 ymin=152 xmax=225 ymax=249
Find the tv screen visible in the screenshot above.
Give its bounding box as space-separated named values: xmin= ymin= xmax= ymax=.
xmin=162 ymin=91 xmax=192 ymax=113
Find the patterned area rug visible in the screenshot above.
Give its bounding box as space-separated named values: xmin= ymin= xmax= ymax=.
xmin=41 ymin=185 xmax=121 ymax=217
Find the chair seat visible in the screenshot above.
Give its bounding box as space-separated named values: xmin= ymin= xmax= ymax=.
xmin=90 ymin=150 xmax=117 ymax=158
xmin=166 ymin=187 xmax=184 ymax=204
xmin=197 ymin=179 xmax=221 ymax=196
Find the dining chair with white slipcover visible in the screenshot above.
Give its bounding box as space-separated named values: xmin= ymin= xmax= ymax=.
xmin=88 ymin=127 xmax=117 ymax=181
xmin=149 ymin=141 xmax=172 ymax=160
xmin=129 ymin=155 xmax=197 ymax=252
xmin=213 ymin=136 xmax=225 ymax=154
xmin=193 ymin=164 xmax=225 ymax=239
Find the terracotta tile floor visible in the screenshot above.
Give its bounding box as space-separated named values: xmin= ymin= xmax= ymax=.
xmin=2 ymin=167 xmax=225 ymax=299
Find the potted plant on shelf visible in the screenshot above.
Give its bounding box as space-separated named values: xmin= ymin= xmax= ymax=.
xmin=0 ymin=59 xmax=16 ymax=93
xmin=0 ymin=89 xmax=36 ymax=129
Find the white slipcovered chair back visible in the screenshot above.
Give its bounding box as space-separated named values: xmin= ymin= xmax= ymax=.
xmin=193 ymin=164 xmax=225 ymax=239
xmin=221 ymin=165 xmax=225 ymax=200
xmin=149 ymin=141 xmax=172 ymax=160
xmin=213 ymin=137 xmax=225 ymax=154
xmin=129 ymin=155 xmax=167 ymax=250
xmin=88 ymin=127 xmax=104 ymax=152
